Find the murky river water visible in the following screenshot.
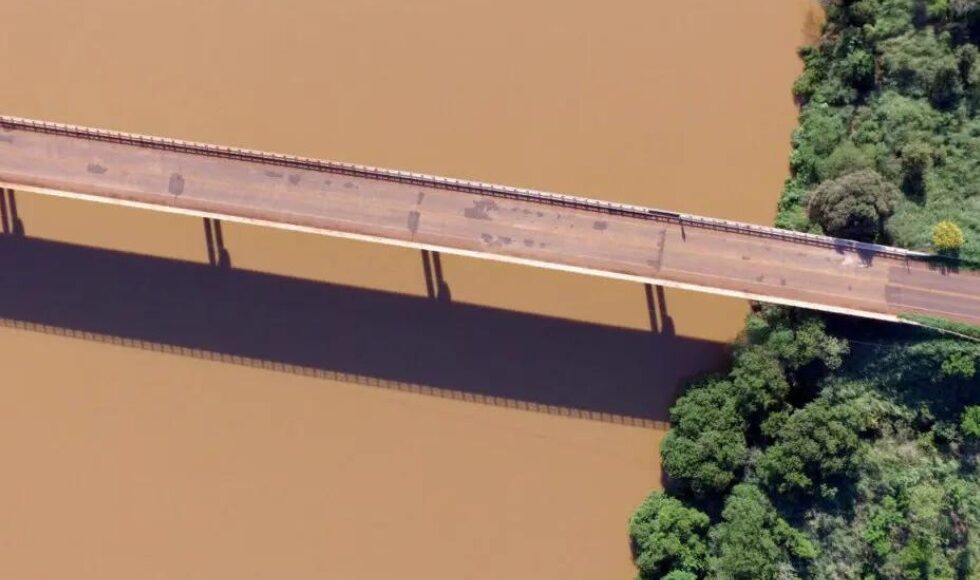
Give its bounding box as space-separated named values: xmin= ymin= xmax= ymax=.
xmin=0 ymin=1 xmax=819 ymax=577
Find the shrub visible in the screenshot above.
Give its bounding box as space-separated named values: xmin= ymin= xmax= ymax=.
xmin=941 ymin=351 xmax=976 ymax=378
xmin=807 ymin=169 xmax=898 ymax=241
xmin=932 ymin=220 xmax=965 ymax=252
xmin=899 ymin=312 xmax=980 ymax=342
xmin=842 ymin=48 xmax=876 ymax=91
xmin=817 ymin=141 xmax=876 ymax=181
xmin=880 ymin=29 xmax=963 ymax=109
xmin=961 ymin=406 xmax=980 ymax=438
xmin=661 ymin=572 xmax=697 ymax=580
xmin=900 ymin=141 xmax=933 ymax=196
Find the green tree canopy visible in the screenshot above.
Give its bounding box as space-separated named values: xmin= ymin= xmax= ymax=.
xmin=628 ymin=491 xmax=710 ymax=579
xmin=758 ymin=396 xmax=874 ymax=496
xmin=708 ymin=484 xmax=816 ymax=579
xmin=746 ymin=309 xmax=849 ymax=372
xmin=661 ymin=379 xmax=748 ymax=496
xmin=807 ymin=169 xmax=898 ymax=241
xmin=729 ymin=346 xmax=789 ymax=416
xmin=961 ymin=405 xmax=980 ymax=438
xmin=880 ymin=28 xmax=964 ymax=109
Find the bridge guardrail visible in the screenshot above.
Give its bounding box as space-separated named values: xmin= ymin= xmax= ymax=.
xmin=0 ymin=115 xmax=930 ymax=262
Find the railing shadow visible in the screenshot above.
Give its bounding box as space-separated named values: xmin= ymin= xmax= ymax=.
xmin=0 ymin=236 xmax=727 ymax=426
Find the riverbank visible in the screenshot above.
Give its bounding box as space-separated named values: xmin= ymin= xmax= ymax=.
xmin=630 ymin=3 xmax=980 ymax=577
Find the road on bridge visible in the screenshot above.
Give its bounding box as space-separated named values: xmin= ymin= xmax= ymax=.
xmin=1 ymin=116 xmax=978 ymax=327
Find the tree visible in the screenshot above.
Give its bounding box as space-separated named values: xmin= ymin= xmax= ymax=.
xmin=842 ymin=48 xmax=876 ymax=91
xmin=932 ymin=220 xmax=965 ymax=253
xmin=628 ymin=491 xmax=710 ymax=579
xmin=758 ymin=398 xmax=871 ymax=496
xmin=660 ymin=379 xmax=748 ymax=496
xmin=708 ymin=484 xmax=816 ymax=579
xmin=807 ymin=169 xmax=898 ymax=241
xmin=729 ymin=345 xmax=789 ymax=416
xmin=748 ymin=310 xmax=849 ymax=372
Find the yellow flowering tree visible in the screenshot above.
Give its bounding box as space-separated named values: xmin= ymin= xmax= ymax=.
xmin=932 ymin=220 xmax=965 ymax=253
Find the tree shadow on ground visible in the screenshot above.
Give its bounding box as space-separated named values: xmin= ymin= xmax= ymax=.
xmin=832 ymin=238 xmax=878 ymax=266
xmin=0 ymin=236 xmax=727 ymax=424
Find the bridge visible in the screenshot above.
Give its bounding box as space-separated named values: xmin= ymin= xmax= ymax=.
xmin=1 ymin=115 xmax=978 ymax=327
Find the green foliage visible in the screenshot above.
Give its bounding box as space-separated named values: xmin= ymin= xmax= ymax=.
xmin=729 ymin=345 xmax=790 ymax=415
xmin=807 ymin=169 xmax=898 ymax=241
xmin=900 ymin=313 xmax=980 ymax=340
xmin=851 ymin=92 xmax=943 ymax=161
xmin=817 ymin=140 xmax=877 ymax=181
xmin=848 ymin=440 xmax=980 ymax=579
xmin=880 ymin=29 xmax=964 ymax=109
xmin=863 ymin=496 xmax=904 ymax=558
xmin=845 ymin=334 xmax=980 ymax=427
xmin=900 ymin=140 xmax=934 ymax=195
xmin=843 ymin=47 xmax=877 ymax=91
xmin=661 ymin=379 xmax=748 ymax=496
xmin=942 ymin=349 xmax=977 ymax=377
xmin=961 ymin=405 xmax=980 ymax=437
xmin=927 ymin=0 xmax=952 ymax=21
xmin=961 ymin=44 xmax=980 ymax=110
xmin=775 ymin=0 xmax=980 ymax=260
xmin=749 ymin=309 xmax=849 ymax=371
xmin=660 ymin=572 xmax=697 ymax=580
xmin=758 ymin=395 xmax=874 ymax=496
xmin=708 ymin=484 xmax=816 ymax=579
xmin=631 ymin=3 xmax=980 ymax=579
xmin=628 ymin=491 xmax=709 ymax=579
xmin=863 ymin=0 xmax=916 ymax=41
xmin=661 ymin=309 xmax=848 ymax=496
xmin=790 ymin=105 xmax=853 ymax=184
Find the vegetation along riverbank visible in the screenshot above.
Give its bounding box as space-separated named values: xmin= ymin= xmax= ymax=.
xmin=629 ymin=1 xmax=980 ymax=578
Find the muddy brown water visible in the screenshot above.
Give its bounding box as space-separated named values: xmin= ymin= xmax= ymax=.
xmin=0 ymin=1 xmax=820 ymax=577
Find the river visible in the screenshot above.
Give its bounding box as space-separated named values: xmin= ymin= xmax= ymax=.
xmin=0 ymin=1 xmax=820 ymax=577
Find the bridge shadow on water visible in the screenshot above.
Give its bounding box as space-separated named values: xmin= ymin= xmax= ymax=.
xmin=0 ymin=236 xmax=727 ymax=426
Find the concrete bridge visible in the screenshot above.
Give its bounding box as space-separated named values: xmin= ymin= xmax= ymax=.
xmin=1 ymin=115 xmax=978 ymax=327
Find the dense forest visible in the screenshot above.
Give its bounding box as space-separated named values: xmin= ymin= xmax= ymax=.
xmin=629 ymin=1 xmax=980 ymax=578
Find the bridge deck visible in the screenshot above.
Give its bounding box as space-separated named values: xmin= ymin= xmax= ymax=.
xmin=1 ymin=117 xmax=978 ymax=327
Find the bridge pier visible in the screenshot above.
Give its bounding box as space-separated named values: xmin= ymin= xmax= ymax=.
xmin=203 ymin=218 xmax=231 ymax=268
xmin=421 ymin=250 xmax=451 ymax=303
xmin=0 ymin=189 xmax=8 ymax=235
xmin=644 ymin=283 xmax=674 ymax=336
xmin=0 ymin=189 xmax=24 ymax=237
